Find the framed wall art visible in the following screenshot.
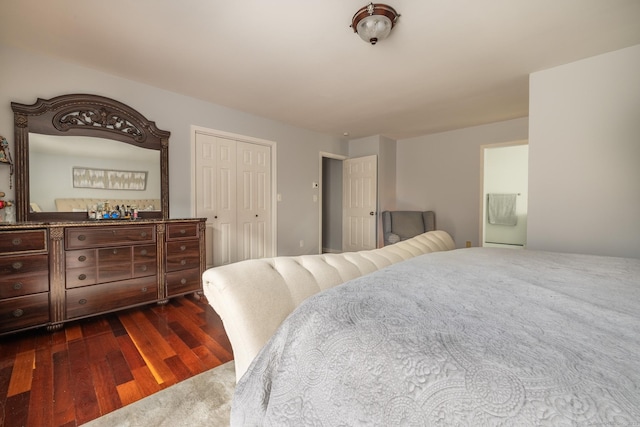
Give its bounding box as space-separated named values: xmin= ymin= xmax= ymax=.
xmin=73 ymin=167 xmax=148 ymax=190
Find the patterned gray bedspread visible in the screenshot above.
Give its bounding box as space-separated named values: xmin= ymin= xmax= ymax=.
xmin=231 ymin=248 xmax=640 ymax=426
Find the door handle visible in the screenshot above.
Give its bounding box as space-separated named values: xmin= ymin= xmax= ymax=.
xmin=370 ymin=211 xmax=375 ymax=215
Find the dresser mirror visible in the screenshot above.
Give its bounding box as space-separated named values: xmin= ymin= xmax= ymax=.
xmin=12 ymin=94 xmax=170 ymax=222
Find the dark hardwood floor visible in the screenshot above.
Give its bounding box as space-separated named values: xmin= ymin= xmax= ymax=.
xmin=0 ymin=295 xmax=233 ymax=427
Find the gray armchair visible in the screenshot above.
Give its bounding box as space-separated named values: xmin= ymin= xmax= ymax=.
xmin=382 ymin=211 xmax=436 ymax=246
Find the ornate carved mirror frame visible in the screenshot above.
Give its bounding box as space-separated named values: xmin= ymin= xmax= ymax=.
xmin=12 ymin=94 xmax=170 ymax=222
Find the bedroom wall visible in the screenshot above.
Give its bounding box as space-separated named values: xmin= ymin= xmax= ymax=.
xmin=0 ymin=43 xmax=346 ymax=256
xmin=528 ymin=44 xmax=640 ymax=259
xmin=395 ymin=118 xmax=529 ymax=249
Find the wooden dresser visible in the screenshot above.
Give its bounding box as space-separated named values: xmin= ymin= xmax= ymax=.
xmin=0 ymin=228 xmax=50 ymax=334
xmin=0 ymin=218 xmax=206 ymax=335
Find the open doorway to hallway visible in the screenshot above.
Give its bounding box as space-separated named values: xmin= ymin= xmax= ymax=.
xmin=320 ymin=154 xmax=345 ymax=253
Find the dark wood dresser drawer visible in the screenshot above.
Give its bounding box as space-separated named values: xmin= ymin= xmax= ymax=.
xmin=66 ymin=277 xmax=158 ymax=319
xmin=65 ymin=226 xmax=156 ymax=249
xmin=0 ymin=293 xmax=50 ymax=333
xmin=0 ymin=230 xmax=47 ymax=254
xmin=133 ymin=244 xmax=156 ymax=261
xmin=166 ymin=240 xmax=200 ymax=272
xmin=166 ymin=268 xmax=201 ymax=296
xmin=0 ymin=254 xmax=49 ymax=276
xmin=0 ymin=271 xmax=49 ymax=298
xmin=166 ymin=223 xmax=199 ymax=240
xmin=66 ymin=267 xmax=98 ymax=289
xmin=66 ymin=249 xmax=98 ymax=269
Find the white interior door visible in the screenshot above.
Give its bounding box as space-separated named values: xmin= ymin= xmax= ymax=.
xmin=195 ymin=128 xmax=275 ymax=266
xmin=236 ymin=141 xmax=271 ymax=261
xmin=343 ymin=155 xmax=378 ymax=252
xmin=195 ymin=132 xmax=237 ymax=268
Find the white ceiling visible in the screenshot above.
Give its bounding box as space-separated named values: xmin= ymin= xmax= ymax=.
xmin=1 ymin=1 xmax=639 ymax=140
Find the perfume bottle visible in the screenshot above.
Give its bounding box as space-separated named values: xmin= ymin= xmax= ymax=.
xmin=4 ymin=201 xmax=15 ymax=223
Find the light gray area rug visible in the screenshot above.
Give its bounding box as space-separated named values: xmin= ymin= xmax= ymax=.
xmin=82 ymin=361 xmax=235 ymax=427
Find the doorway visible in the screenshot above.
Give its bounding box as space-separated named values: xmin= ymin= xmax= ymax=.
xmin=480 ymin=141 xmax=528 ymax=247
xmin=320 ymin=153 xmax=345 ymax=253
xmin=319 ymin=153 xmax=378 ymax=254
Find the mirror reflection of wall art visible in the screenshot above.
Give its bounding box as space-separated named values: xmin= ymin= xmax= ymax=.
xmin=73 ymin=167 xmax=148 ymax=190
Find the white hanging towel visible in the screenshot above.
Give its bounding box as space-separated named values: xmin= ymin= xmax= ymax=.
xmin=487 ymin=193 xmax=517 ymax=226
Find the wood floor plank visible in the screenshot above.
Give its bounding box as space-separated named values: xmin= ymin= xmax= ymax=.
xmin=0 ymin=365 xmax=13 ymax=426
xmin=106 ymin=348 xmax=134 ymax=386
xmin=118 ymin=314 xmax=178 ymax=386
xmin=164 ymin=355 xmax=192 ymax=382
xmin=85 ymin=330 xmax=119 ymax=365
xmin=107 ymin=315 xmax=128 ymax=337
xmin=125 ymin=310 xmax=176 ymax=359
xmin=80 ymin=316 xmax=112 ymax=338
xmin=116 ymin=379 xmax=144 ymax=406
xmin=168 ymin=297 xmax=206 ymax=326
xmin=67 ymin=339 xmax=101 ymax=424
xmin=64 ymin=323 xmax=83 ymax=342
xmin=130 ymin=365 xmax=162 ymax=397
xmin=6 ymin=349 xmax=35 ymax=397
xmin=192 ymin=345 xmax=223 ymax=367
xmin=90 ymin=358 xmax=121 ymax=417
xmin=52 ymin=350 xmax=75 ymax=427
xmin=142 ymin=305 xmax=174 ymax=338
xmin=164 ymin=329 xmax=208 ymax=375
xmin=0 ymin=296 xmax=233 ymax=426
xmin=4 ymin=391 xmax=30 ymax=427
xmin=0 ymin=338 xmax=19 ymax=369
xmin=168 ymin=320 xmax=201 ymax=349
xmin=27 ymin=343 xmax=54 ymax=427
xmin=116 ymin=334 xmax=146 ymax=371
xmin=165 ymin=304 xmax=233 ymax=363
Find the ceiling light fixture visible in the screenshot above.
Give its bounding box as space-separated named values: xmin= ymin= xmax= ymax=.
xmin=351 ymin=3 xmax=400 ymax=45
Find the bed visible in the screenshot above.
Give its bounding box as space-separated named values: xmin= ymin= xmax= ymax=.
xmin=228 ymin=246 xmax=640 ymax=425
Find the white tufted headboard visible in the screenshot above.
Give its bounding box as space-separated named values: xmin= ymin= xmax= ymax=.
xmin=202 ymin=230 xmax=456 ymax=382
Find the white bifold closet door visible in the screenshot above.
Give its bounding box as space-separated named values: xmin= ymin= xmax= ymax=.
xmin=195 ymin=132 xmax=272 ymax=267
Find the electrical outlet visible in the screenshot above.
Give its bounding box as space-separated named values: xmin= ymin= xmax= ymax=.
xmin=299 ymin=240 xmax=304 ymax=248
xmin=466 ymin=241 xmax=472 ymax=248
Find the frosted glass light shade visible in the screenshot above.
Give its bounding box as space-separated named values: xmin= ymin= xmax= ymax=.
xmin=356 ymin=15 xmax=392 ymax=44
xmin=351 ymin=3 xmax=400 ymax=45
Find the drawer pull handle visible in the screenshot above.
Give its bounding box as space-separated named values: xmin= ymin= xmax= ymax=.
xmin=140 ymin=265 xmax=148 ymax=272
xmin=12 ymin=309 xmax=24 ymax=318
xmin=12 ymin=238 xmax=22 ymax=246
xmin=13 ymin=282 xmax=23 ymax=290
xmin=78 ymin=274 xmax=87 ymax=281
xmin=112 ymin=249 xmax=118 ymax=255
xmin=140 ymin=232 xmax=147 ymax=238
xmin=78 ymin=235 xmax=86 ymax=241
xmin=180 ymin=245 xmax=186 ymax=251
xmin=78 ymin=255 xmax=87 ymax=262
xmin=79 ymin=298 xmax=87 ymax=305
xmin=141 ymin=249 xmax=148 ymax=256
xmin=180 ymin=260 xmax=187 ymax=265
xmin=12 ymin=262 xmax=23 ymax=271
xmin=141 ymin=287 xmax=148 ymax=293
xmin=180 ymin=278 xmax=187 ymax=285
xmin=180 ymin=229 xmax=186 ymax=234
